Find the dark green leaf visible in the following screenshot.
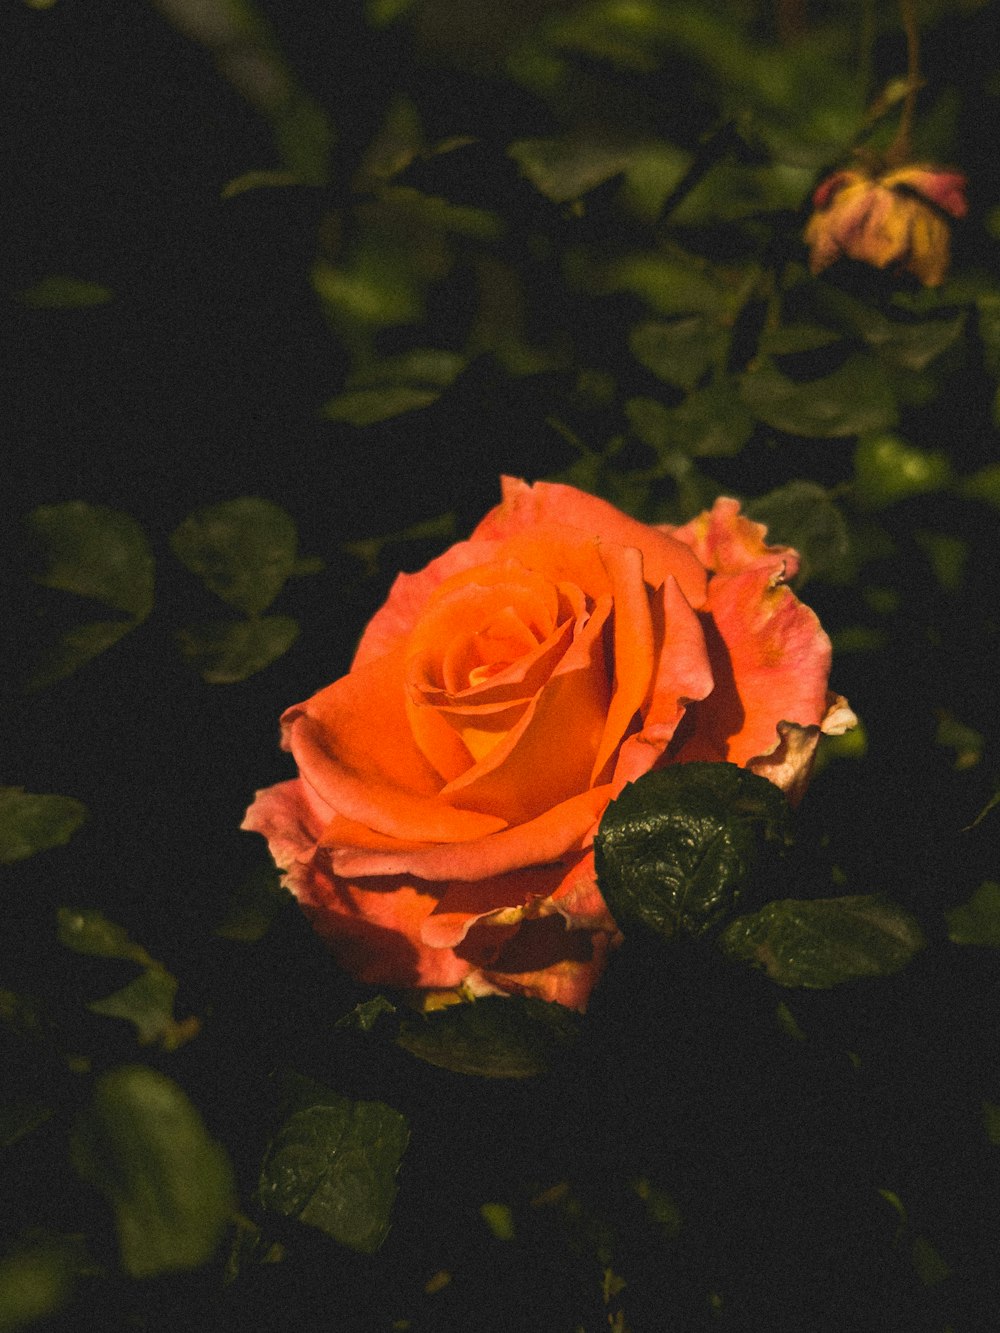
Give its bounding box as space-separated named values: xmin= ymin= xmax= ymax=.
xmin=758 ymin=324 xmax=842 ymax=355
xmin=740 ymin=355 xmax=897 ymax=438
xmin=71 ymin=1065 xmax=234 ymax=1277
xmin=594 ymin=764 xmax=790 ymax=942
xmin=396 ymin=996 xmax=578 ymax=1078
xmin=0 ymin=1101 xmax=52 ymax=1150
xmin=26 ymin=620 xmax=138 ymax=692
xmin=214 ymin=866 xmax=289 ymax=942
xmin=16 ymin=275 xmax=113 ymax=309
xmin=258 ymin=1089 xmax=408 ymax=1253
xmin=853 ymin=434 xmax=951 ymax=508
xmin=176 ymin=616 xmax=299 ymax=684
xmin=629 ymin=318 xmax=727 ymax=391
xmin=170 ymin=499 xmax=300 ymax=615
xmin=628 ymin=381 xmax=753 ymax=460
xmin=323 ymin=385 xmax=440 ymax=426
xmin=335 ymin=996 xmax=397 ymax=1032
xmin=945 ymin=881 xmax=1000 ymax=948
xmin=0 ymin=789 xmax=86 ymax=864
xmin=746 ymin=481 xmax=849 ymax=584
xmin=718 ymin=895 xmax=925 ymax=987
xmin=26 ymin=503 xmax=153 ymax=619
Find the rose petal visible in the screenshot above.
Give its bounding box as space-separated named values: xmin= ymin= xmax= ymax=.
xmin=477 ymin=915 xmax=615 ymax=1011
xmin=666 ymin=496 xmax=800 ymax=579
xmin=884 ymin=166 xmax=968 ymax=219
xmin=285 ymin=645 xmax=508 ymax=842
xmin=669 ymin=565 xmax=830 ymax=769
xmin=326 ymin=784 xmax=611 ymax=882
xmin=609 ymin=573 xmax=715 ymax=790
xmin=241 ymin=777 xmax=332 ymax=870
xmin=475 ymin=477 xmax=709 ymax=609
xmin=300 ymin=864 xmax=473 ymax=989
xmin=421 ymin=860 xmax=576 ymax=949
xmin=438 ymin=596 xmax=613 ymax=824
xmin=352 ymin=537 xmax=503 ymax=669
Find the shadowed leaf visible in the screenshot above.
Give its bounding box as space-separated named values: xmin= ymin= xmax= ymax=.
xmin=0 ymin=790 xmax=86 ymax=864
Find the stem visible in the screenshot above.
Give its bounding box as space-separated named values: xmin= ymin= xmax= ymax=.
xmin=887 ymin=0 xmax=921 ymax=164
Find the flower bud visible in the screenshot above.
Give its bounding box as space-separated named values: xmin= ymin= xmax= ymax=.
xmin=804 ymin=164 xmax=967 ymax=287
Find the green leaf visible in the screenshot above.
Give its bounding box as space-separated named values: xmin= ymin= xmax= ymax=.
xmin=718 ymin=895 xmax=926 ymax=988
xmin=740 ymin=355 xmax=897 ymax=438
xmin=853 ymin=434 xmax=952 ymax=508
xmin=0 ymin=1241 xmax=75 ymax=1333
xmin=0 ymin=789 xmax=86 ymax=864
xmin=945 ymin=881 xmax=1000 ymax=948
xmin=16 ymin=275 xmax=113 ymax=309
xmin=23 ymin=503 xmax=153 ymax=689
xmin=57 ymin=907 xmax=150 ymax=964
xmin=170 ymin=498 xmax=300 ymax=615
xmin=323 ymin=385 xmax=440 ymax=426
xmin=608 ymin=254 xmax=731 ymax=318
xmin=214 ymin=865 xmax=289 ymax=942
xmin=746 ymin=481 xmax=849 ymax=585
xmin=26 ymin=503 xmax=153 ymax=618
xmin=396 ymin=995 xmax=578 ymax=1078
xmin=26 ymin=621 xmax=138 ymax=692
xmin=176 ymin=616 xmax=299 ymax=684
xmin=258 ymin=1086 xmax=408 ymax=1253
xmin=88 ymin=970 xmax=197 ymax=1050
xmin=960 ymin=462 xmax=1000 ymax=510
xmin=59 ymin=909 xmax=195 ymax=1049
xmin=71 ymin=1065 xmax=234 ymax=1277
xmin=628 ymin=381 xmax=753 ymax=459
xmin=480 ymin=1202 xmax=515 ymax=1241
xmin=508 ymin=135 xmax=636 ymax=203
xmin=629 ymin=317 xmax=727 ymax=391
xmin=982 ymin=1100 xmax=1000 ymax=1146
xmin=594 ymin=764 xmax=790 ymax=943
xmin=758 ymin=324 xmax=842 ymax=355
xmin=16 ymin=274 xmax=112 ymax=307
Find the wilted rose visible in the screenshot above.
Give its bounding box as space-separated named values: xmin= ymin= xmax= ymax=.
xmin=804 ymin=164 xmax=967 ymax=287
xmin=244 ymin=479 xmax=853 ymax=1010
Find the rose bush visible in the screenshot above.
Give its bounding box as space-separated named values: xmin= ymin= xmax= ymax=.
xmin=244 ymin=479 xmax=853 ymax=1010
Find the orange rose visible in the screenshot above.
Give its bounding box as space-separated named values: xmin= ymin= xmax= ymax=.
xmin=243 ymin=479 xmax=853 ymax=1010
xmin=804 ymin=164 xmax=967 ymax=287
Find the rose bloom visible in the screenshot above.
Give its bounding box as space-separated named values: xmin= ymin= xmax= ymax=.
xmin=804 ymin=164 xmax=967 ymax=287
xmin=244 ymin=479 xmax=854 ymax=1011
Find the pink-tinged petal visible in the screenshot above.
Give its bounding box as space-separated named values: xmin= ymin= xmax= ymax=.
xmin=420 ymin=860 xmax=576 ymax=949
xmin=545 ymin=850 xmax=619 ymax=934
xmin=669 ymin=565 xmax=830 ymax=769
xmin=884 ymin=166 xmax=968 ymax=219
xmin=609 ymin=574 xmax=715 ymax=790
xmin=326 ymin=784 xmax=611 ymax=882
xmin=285 ymin=645 xmax=507 ymax=842
xmin=665 ymin=496 xmax=799 ymax=579
xmin=297 ymin=863 xmax=473 ymax=989
xmin=812 ymin=169 xmax=866 ymax=210
xmin=241 ymin=777 xmax=332 ymax=869
xmin=478 ymin=915 xmax=616 ymax=1011
xmin=474 ymin=477 xmax=709 ymax=609
xmin=748 ymin=693 xmax=857 ymax=804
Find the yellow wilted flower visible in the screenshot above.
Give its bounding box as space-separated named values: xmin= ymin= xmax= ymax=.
xmin=804 ymin=164 xmax=967 ymax=287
